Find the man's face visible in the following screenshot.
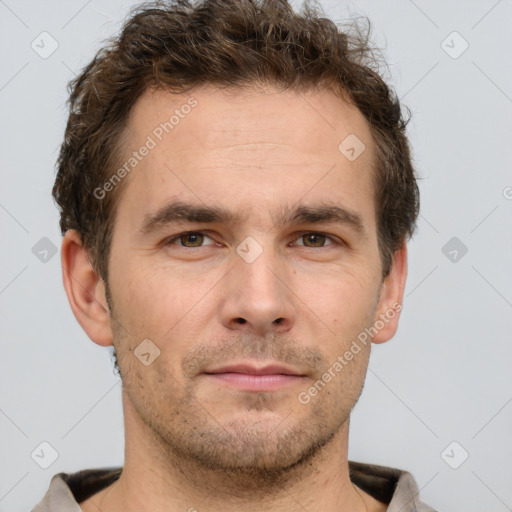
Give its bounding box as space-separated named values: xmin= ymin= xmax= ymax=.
xmin=106 ymin=85 xmax=390 ymax=474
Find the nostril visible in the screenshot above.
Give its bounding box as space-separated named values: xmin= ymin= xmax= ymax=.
xmin=236 ymin=318 xmax=247 ymax=324
xmin=274 ymin=318 xmax=284 ymax=325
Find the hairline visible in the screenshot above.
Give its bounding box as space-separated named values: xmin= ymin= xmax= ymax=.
xmin=95 ymin=80 xmax=388 ymax=286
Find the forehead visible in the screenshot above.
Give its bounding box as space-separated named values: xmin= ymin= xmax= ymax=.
xmin=115 ymin=84 xmax=377 ymax=232
xmin=125 ymin=84 xmax=373 ymax=155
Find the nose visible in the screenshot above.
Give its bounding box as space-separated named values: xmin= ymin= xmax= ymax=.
xmin=219 ymin=246 xmax=296 ymax=336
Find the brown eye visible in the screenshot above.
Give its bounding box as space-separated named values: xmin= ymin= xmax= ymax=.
xmin=297 ymin=233 xmax=332 ymax=247
xmin=169 ymin=232 xmax=211 ymax=247
xmin=179 ymin=233 xmax=204 ymax=247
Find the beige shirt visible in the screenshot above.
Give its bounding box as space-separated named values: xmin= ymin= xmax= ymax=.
xmin=32 ymin=461 xmax=437 ymax=511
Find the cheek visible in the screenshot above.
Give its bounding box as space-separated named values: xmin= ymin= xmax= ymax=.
xmin=113 ymin=260 xmax=198 ymax=325
xmin=111 ymin=261 xmax=216 ymax=367
xmin=293 ymin=266 xmax=379 ymax=332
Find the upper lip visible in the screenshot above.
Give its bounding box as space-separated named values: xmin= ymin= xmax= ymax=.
xmin=204 ymin=362 xmax=305 ymax=376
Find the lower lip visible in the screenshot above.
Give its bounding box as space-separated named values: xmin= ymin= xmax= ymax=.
xmin=205 ymin=373 xmax=304 ymax=391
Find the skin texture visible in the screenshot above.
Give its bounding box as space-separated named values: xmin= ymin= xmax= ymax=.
xmin=62 ymin=84 xmax=407 ymax=512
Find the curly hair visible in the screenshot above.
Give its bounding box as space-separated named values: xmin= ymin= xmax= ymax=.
xmin=53 ymin=0 xmax=419 ymax=285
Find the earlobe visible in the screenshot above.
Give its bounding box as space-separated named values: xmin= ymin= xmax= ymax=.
xmin=371 ymin=242 xmax=408 ymax=344
xmin=61 ymin=229 xmax=114 ymax=347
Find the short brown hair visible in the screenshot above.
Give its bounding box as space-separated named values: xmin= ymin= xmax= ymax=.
xmin=53 ymin=0 xmax=419 ymax=283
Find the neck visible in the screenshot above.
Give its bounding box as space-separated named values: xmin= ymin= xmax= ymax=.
xmin=89 ymin=393 xmax=370 ymax=512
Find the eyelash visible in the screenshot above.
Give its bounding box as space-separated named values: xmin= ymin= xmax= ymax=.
xmin=164 ymin=231 xmax=342 ymax=248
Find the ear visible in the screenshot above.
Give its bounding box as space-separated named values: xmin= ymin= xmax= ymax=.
xmin=61 ymin=229 xmax=113 ymax=347
xmin=371 ymin=242 xmax=408 ymax=344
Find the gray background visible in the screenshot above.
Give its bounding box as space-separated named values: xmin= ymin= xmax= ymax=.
xmin=1 ymin=0 xmax=511 ymax=510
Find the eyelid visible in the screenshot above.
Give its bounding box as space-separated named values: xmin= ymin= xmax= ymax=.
xmin=290 ymin=231 xmax=341 ymax=247
xmin=165 ymin=231 xmax=217 ymax=247
xmin=164 ymin=230 xmax=344 ymax=248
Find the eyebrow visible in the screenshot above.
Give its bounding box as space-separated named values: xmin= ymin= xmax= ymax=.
xmin=139 ymin=201 xmax=242 ymax=235
xmin=277 ymin=204 xmax=365 ymax=236
xmin=138 ymin=200 xmax=366 ymax=237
